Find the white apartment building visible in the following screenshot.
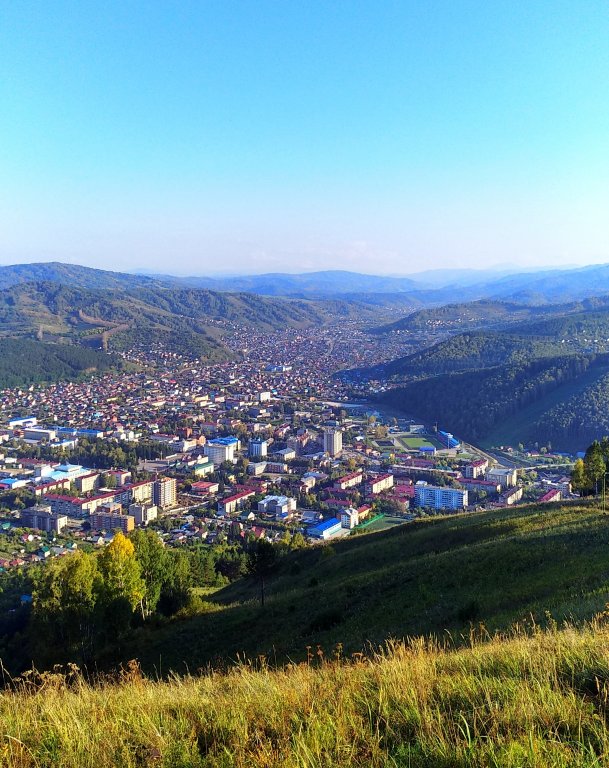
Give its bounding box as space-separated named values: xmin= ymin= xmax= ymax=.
xmin=414 ymin=481 xmax=468 ymax=510
xmin=204 ymin=436 xmax=240 ymax=465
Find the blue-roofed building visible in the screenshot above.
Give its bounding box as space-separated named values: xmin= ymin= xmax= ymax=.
xmin=56 ymin=427 xmax=104 ymax=439
xmin=0 ymin=477 xmax=28 ymax=490
xmin=438 ymin=431 xmax=461 ymax=449
xmin=51 ymin=464 xmax=92 ymax=481
xmin=307 ymin=517 xmax=343 ymax=540
xmin=204 ymin=436 xmax=241 ymax=465
xmin=213 ymin=436 xmax=239 ymax=446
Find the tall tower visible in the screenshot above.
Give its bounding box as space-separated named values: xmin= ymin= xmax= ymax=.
xmin=323 ymin=428 xmax=342 ymax=457
xmin=153 ymin=477 xmax=177 ymax=508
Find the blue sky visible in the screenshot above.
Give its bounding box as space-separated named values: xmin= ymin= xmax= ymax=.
xmin=1 ymin=1 xmax=608 ymax=275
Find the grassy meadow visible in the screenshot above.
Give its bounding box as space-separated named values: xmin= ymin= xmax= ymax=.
xmin=3 ymin=621 xmax=609 ymax=766
xmin=120 ymin=499 xmax=609 ymax=673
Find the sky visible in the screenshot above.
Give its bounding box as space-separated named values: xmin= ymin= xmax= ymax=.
xmin=1 ymin=0 xmax=609 ymax=276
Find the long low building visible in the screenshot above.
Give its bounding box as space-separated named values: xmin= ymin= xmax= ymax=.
xmin=43 ymin=492 xmax=118 ymax=518
xmin=307 ymin=517 xmax=343 ymax=540
xmin=218 ymin=489 xmax=256 ymax=516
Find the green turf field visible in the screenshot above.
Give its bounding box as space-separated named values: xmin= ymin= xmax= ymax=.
xmin=396 ymin=435 xmax=442 ymax=450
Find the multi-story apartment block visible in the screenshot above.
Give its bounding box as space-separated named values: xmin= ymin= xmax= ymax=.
xmin=486 ymin=467 xmax=518 ymax=488
xmin=153 ymin=477 xmax=177 ymax=509
xmin=464 ymin=459 xmax=489 ymax=479
xmin=20 ymin=505 xmax=68 ymax=534
xmin=367 ymin=473 xmax=395 ymax=494
xmin=204 ymin=436 xmax=240 ymax=465
xmin=218 ymin=489 xmax=255 ymax=516
xmin=323 ymin=428 xmax=342 ymax=457
xmin=43 ymin=492 xmax=118 ymax=518
xmin=129 ymin=503 xmax=158 ymax=526
xmin=248 ymin=438 xmax=268 ymax=458
xmin=334 ymin=471 xmax=363 ymax=490
xmin=90 ymin=510 xmax=135 ymax=533
xmin=257 ymin=495 xmax=297 ymax=517
xmin=414 ymin=482 xmax=468 ymax=510
xmin=75 ymin=472 xmax=100 ymax=494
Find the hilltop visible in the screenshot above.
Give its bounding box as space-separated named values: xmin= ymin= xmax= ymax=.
xmin=0 ymin=261 xmax=159 ymax=291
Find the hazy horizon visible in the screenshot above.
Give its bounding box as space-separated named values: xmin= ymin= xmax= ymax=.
xmin=2 ymin=2 xmax=608 ymax=275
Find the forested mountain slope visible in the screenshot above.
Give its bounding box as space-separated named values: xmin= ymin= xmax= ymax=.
xmin=0 ymin=338 xmax=123 ymax=388
xmin=378 ymin=354 xmax=609 ymax=449
xmin=0 ymin=282 xmax=368 ymax=360
xmin=372 ymin=300 xmax=555 ymax=334
xmin=372 ymin=296 xmax=609 ymax=336
xmin=0 ymin=262 xmax=159 ymax=290
xmin=350 ymin=302 xmax=609 ymax=449
xmin=377 ymin=331 xmax=568 ymax=379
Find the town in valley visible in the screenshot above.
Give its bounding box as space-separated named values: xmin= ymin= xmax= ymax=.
xmin=0 ymin=318 xmax=575 ymax=572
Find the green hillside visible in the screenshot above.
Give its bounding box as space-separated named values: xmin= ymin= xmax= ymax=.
xmin=0 ymin=337 xmax=124 ymax=388
xmin=380 ymin=331 xmax=568 ymax=379
xmin=0 ymin=261 xmax=159 ymax=290
xmin=516 ymin=309 xmax=609 ymax=340
xmin=0 ymin=282 xmax=365 ymax=361
xmin=3 ymin=621 xmax=609 ymax=768
xmin=106 ymin=499 xmax=609 ymax=674
xmin=371 ymin=300 xmax=559 ymax=335
xmin=372 ymin=296 xmax=609 ymax=336
xmin=4 ymin=501 xmax=609 ymax=766
xmin=378 ymin=353 xmax=609 ymax=448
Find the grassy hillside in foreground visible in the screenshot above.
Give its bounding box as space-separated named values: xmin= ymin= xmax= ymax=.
xmin=4 ymin=622 xmax=609 ymax=767
xmin=113 ymin=499 xmax=609 ymax=674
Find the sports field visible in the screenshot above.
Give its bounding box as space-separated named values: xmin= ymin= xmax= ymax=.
xmin=396 ymin=435 xmax=442 ymax=450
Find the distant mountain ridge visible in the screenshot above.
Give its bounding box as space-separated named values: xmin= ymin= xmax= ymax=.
xmin=4 ymin=261 xmax=609 ymax=306
xmin=0 ymin=262 xmax=159 ymax=291
xmin=146 ymin=262 xmax=609 ymax=305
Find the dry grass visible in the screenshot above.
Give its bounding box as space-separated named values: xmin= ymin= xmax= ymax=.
xmin=2 ymin=620 xmax=609 ymax=767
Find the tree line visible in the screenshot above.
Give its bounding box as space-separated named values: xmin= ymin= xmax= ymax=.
xmin=0 ymin=532 xmax=260 ymax=673
xmin=571 ymin=437 xmax=609 ymax=497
